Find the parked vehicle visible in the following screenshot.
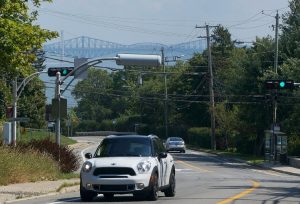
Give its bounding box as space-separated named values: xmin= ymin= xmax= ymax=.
xmin=80 ymin=134 xmax=176 ymax=201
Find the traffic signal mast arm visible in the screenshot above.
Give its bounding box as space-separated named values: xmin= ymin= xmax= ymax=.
xmin=264 ymin=80 xmax=294 ymax=89
xmin=60 ymin=57 xmax=118 ymax=84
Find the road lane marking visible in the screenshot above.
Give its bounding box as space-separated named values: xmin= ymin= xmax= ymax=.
xmin=216 ymin=180 xmax=260 ymax=204
xmin=176 ymin=160 xmax=212 ymax=172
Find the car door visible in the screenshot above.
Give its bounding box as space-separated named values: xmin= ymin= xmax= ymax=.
xmin=154 ymin=138 xmax=168 ymax=187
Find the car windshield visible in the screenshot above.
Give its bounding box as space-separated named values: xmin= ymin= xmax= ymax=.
xmin=169 ymin=137 xmax=183 ymax=142
xmin=94 ymin=137 xmax=152 ymax=157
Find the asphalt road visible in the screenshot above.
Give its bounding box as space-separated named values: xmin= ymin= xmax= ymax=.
xmin=10 ymin=136 xmax=300 ymax=204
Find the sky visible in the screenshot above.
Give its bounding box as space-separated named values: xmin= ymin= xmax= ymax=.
xmin=35 ymin=0 xmax=290 ymax=46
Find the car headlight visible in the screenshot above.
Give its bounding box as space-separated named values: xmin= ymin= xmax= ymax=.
xmin=82 ymin=161 xmax=93 ymax=172
xmin=137 ymin=161 xmax=151 ymax=174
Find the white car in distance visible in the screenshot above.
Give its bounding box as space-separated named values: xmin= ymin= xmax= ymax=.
xmin=80 ymin=134 xmax=176 ymax=201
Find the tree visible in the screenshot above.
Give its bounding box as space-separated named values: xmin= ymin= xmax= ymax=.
xmin=280 ymin=0 xmax=300 ymax=59
xmin=0 ymin=0 xmax=58 ymax=127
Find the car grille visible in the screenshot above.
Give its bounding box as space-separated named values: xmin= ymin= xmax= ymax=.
xmin=93 ymin=184 xmax=135 ymax=192
xmin=93 ymin=167 xmax=136 ymax=176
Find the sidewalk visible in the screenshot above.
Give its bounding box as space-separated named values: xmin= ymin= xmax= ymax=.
xmin=258 ymin=161 xmax=300 ymax=177
xmin=0 ymin=178 xmax=80 ymax=204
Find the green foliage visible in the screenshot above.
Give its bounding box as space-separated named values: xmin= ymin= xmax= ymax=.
xmin=18 ymin=139 xmax=80 ymax=173
xmin=0 ymin=0 xmax=57 ymax=128
xmin=20 ymin=129 xmax=76 ymax=146
xmin=18 ymin=78 xmax=47 ymax=128
xmin=281 ymin=0 xmax=300 ymax=59
xmin=187 ymin=127 xmax=212 ymax=149
xmin=288 ymin=135 xmax=300 ymax=156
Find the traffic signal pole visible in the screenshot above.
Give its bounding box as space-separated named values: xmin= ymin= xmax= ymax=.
xmin=55 ymin=72 xmax=61 ymax=147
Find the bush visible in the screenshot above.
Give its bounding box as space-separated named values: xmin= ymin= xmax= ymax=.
xmin=18 ymin=139 xmax=79 ymax=173
xmin=288 ymin=135 xmax=300 ymax=156
xmin=187 ymin=127 xmax=211 ymax=149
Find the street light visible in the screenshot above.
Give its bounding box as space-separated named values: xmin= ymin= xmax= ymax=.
xmin=54 ymin=54 xmax=161 ymax=146
xmin=11 ymin=70 xmax=47 ymax=146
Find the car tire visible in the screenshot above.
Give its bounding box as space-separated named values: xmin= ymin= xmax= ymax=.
xmin=80 ymin=183 xmax=97 ymax=202
xmin=164 ymin=171 xmax=176 ymax=197
xmin=103 ymin=193 xmax=114 ymax=200
xmin=147 ymin=173 xmax=159 ymax=201
xmin=182 ymin=150 xmax=186 ymax=153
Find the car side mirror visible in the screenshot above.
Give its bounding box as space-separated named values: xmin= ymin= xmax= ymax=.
xmin=85 ymin=153 xmax=93 ymax=159
xmin=158 ymin=152 xmax=168 ymax=159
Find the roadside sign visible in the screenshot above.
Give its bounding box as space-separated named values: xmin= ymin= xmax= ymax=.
xmin=51 ymin=98 xmax=67 ymax=118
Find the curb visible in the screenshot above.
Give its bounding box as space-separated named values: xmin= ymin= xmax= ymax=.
xmin=188 ymin=147 xmax=300 ymax=177
xmin=3 ymin=184 xmax=79 ymax=204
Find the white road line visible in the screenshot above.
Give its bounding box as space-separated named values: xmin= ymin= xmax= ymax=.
xmin=175 ymin=168 xmax=193 ymax=172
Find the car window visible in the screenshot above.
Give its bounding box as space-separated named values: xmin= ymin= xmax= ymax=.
xmin=94 ymin=137 xmax=152 ymax=157
xmin=169 ymin=137 xmax=183 ymax=142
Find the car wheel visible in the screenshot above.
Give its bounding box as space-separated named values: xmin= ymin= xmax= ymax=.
xmin=164 ymin=171 xmax=176 ymax=197
xmin=182 ymin=150 xmax=186 ymax=153
xmin=103 ymin=193 xmax=114 ymax=200
xmin=147 ymin=173 xmax=159 ymax=201
xmin=80 ymin=183 xmax=97 ymax=202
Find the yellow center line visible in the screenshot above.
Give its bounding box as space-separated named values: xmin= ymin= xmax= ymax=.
xmin=176 ymin=160 xmax=212 ymax=172
xmin=217 ymin=180 xmax=260 ymax=204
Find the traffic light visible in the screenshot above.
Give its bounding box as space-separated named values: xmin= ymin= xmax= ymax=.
xmin=47 ymin=67 xmax=74 ymax=77
xmin=264 ymin=80 xmax=294 ymax=89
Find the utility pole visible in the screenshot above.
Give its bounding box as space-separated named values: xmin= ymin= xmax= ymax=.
xmin=273 ymin=10 xmax=279 ymax=162
xmin=55 ymin=72 xmax=61 ymax=147
xmin=161 ymin=47 xmax=168 ymax=138
xmin=274 ymin=11 xmax=279 ymax=73
xmin=196 ymin=24 xmax=218 ymax=150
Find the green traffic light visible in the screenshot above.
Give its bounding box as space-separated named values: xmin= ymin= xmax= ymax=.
xmin=62 ymin=69 xmax=68 ymax=75
xmin=279 ymin=81 xmax=285 ymax=88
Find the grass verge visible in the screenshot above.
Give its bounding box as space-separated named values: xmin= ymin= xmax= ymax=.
xmin=19 ymin=130 xmax=76 ymax=146
xmin=0 ymin=145 xmax=79 ymax=186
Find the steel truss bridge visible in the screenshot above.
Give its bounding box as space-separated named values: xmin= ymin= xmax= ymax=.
xmin=44 ymin=36 xmax=205 ymax=59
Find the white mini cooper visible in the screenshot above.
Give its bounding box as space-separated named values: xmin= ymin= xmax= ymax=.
xmin=80 ymin=135 xmax=176 ymax=201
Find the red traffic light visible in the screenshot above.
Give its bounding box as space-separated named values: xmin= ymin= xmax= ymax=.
xmin=264 ymin=80 xmax=294 ymax=89
xmin=47 ymin=67 xmax=74 ymax=77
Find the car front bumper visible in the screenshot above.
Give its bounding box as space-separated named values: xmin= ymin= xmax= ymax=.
xmin=166 ymin=145 xmax=185 ymax=151
xmin=81 ymin=172 xmax=151 ymax=194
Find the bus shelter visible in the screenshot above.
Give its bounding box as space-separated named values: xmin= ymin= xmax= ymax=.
xmin=265 ymin=130 xmax=287 ymax=163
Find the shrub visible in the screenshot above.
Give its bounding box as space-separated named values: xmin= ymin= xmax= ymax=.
xmin=18 ymin=139 xmax=79 ymax=173
xmin=187 ymin=127 xmax=211 ymax=149
xmin=288 ymin=135 xmax=300 ymax=156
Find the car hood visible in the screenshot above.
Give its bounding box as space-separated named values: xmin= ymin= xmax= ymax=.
xmin=90 ymin=157 xmax=151 ymax=168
